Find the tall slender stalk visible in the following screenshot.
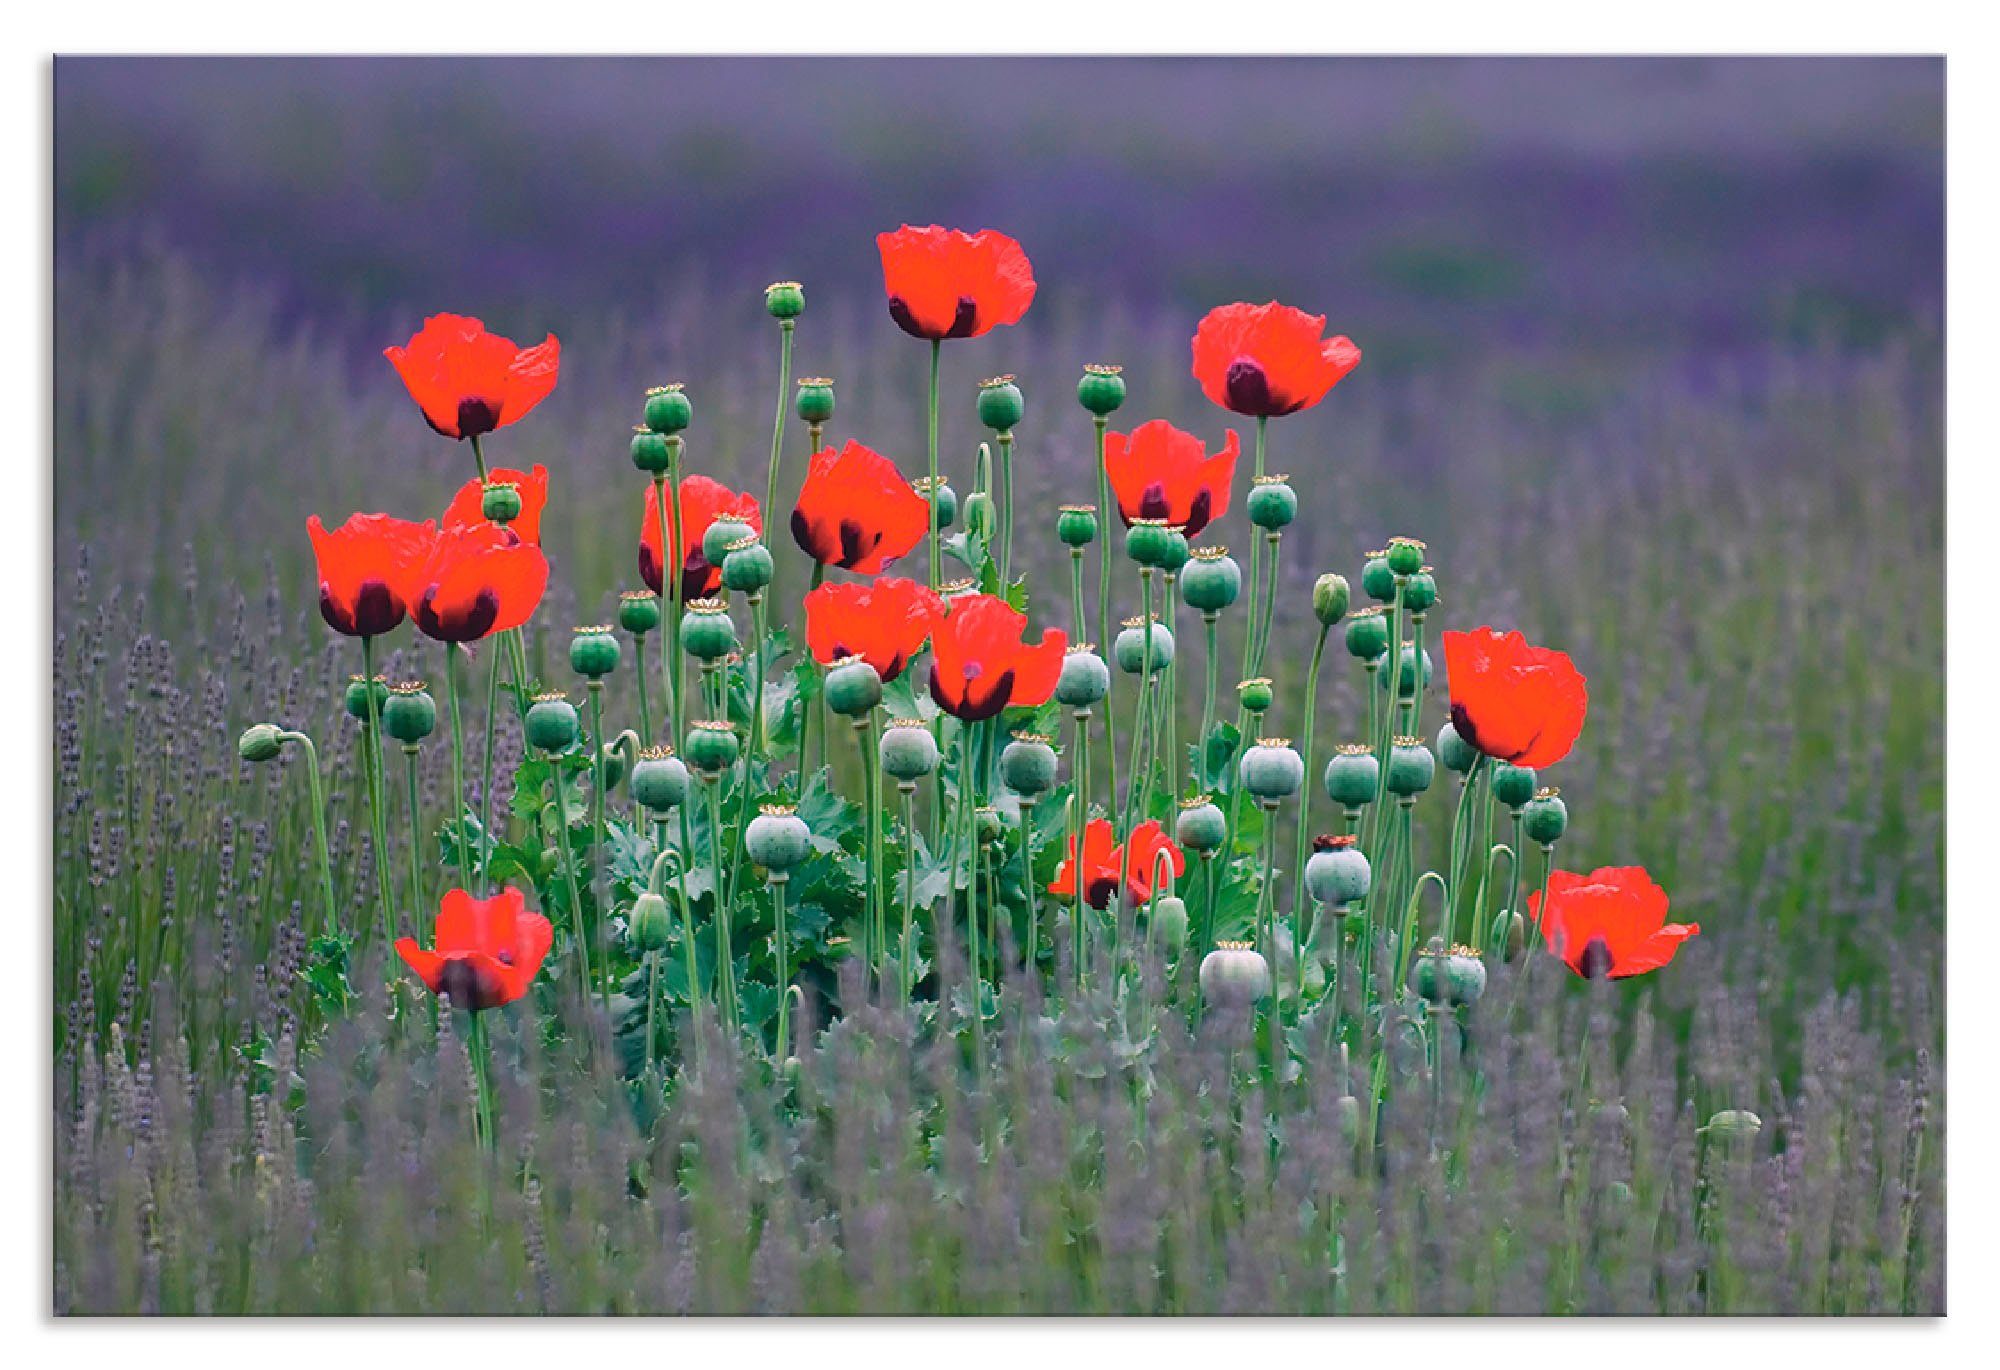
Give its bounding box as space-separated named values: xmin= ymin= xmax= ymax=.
xmin=925 ymin=339 xmax=943 ymax=591
xmin=1287 ymin=623 xmax=1331 ymax=1000
xmin=401 ymin=743 xmax=426 ymax=937
xmin=1092 ymin=417 xmax=1118 ymax=820
xmin=442 ymin=645 xmax=471 ymax=885
xmin=277 ymin=730 xmax=337 ymax=941
xmin=1238 ymin=417 xmax=1268 ymax=680
xmin=548 ymin=758 xmax=600 ymax=1017
xmin=357 ymin=637 xmax=397 ymax=952
xmin=764 ymin=318 xmax=795 ymax=602
xmin=898 ymin=780 xmax=920 ymax=1007
xmin=480 ymin=646 xmax=500 ymax=893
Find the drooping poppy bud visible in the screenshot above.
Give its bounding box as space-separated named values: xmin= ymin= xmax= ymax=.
xmin=238 ymin=724 xmax=286 ymax=763
xmin=1312 ymin=573 xmax=1351 ymax=627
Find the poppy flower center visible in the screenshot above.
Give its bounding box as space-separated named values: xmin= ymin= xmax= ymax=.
xmin=1224 ymin=357 xmax=1274 ymax=415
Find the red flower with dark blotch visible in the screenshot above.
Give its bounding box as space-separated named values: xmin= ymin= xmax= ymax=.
xmin=877 ymin=224 xmax=1036 ymax=341
xmin=1191 ymin=301 xmax=1361 ymax=418
xmin=385 ymin=314 xmax=560 ymax=440
xmin=411 ymin=523 xmax=549 ymax=643
xmin=639 ymin=476 xmax=762 ymax=603
xmin=1103 ymin=419 xmax=1241 ymax=536
xmin=306 ymin=512 xmax=438 ymax=638
xmin=927 ymin=593 xmax=1066 ymax=722
xmin=442 ymin=464 xmax=551 ymax=545
xmin=790 ymin=441 xmax=930 ymax=573
xmin=1528 ymin=866 xmax=1699 ymax=980
xmin=1048 ymin=818 xmax=1186 ymax=910
xmin=1441 ymin=626 xmax=1589 ymax=769
xmin=804 ymin=576 xmax=945 ymax=683
xmin=395 ymin=886 xmax=554 ymax=1010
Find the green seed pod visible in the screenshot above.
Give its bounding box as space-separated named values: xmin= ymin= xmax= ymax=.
xmin=1237 ymin=677 xmax=1274 ymax=714
xmin=630 ymin=427 xmax=673 ymax=474
xmin=963 ymin=490 xmax=996 ymax=544
xmin=764 ymin=280 xmax=805 ymax=320
xmin=999 ymin=732 xmax=1058 ymax=796
xmin=1055 ymin=646 xmax=1110 ymax=708
xmin=238 ymin=723 xmax=285 ymax=763
xmin=1159 ymin=528 xmax=1191 ymax=573
xmin=643 ymin=383 xmax=692 ymax=436
xmin=1198 ymin=941 xmax=1269 ymax=1006
xmin=915 ymin=476 xmax=956 ymax=530
xmin=1247 ymin=475 xmax=1298 ymax=530
xmin=720 ymin=539 xmax=774 ymax=594
xmin=1704 ymin=1109 xmax=1764 ymax=1143
xmin=569 ymin=625 xmax=621 ymax=679
xmin=1114 ymin=617 xmax=1175 ymax=675
xmin=1056 ymin=504 xmax=1099 ymax=548
xmin=1385 ymin=536 xmax=1426 ymax=577
xmin=1385 ymin=736 xmax=1435 ymax=797
xmin=1522 ymin=789 xmax=1568 ymax=845
xmin=1410 ymin=941 xmax=1487 ymax=1006
xmin=977 ymin=374 xmax=1024 ymax=432
xmin=795 ymin=377 xmax=835 ymax=425
xmin=629 ymin=891 xmax=673 ymax=952
xmin=481 ymin=481 xmax=523 ymax=524
xmin=1323 ymin=744 xmax=1380 ymax=809
xmin=617 ymin=590 xmax=661 ymax=636
xmin=1312 ymin=572 xmax=1351 ymax=627
xmin=1436 ymin=719 xmax=1476 ymax=774
xmin=1076 ymin=362 xmax=1126 ymax=417
xmin=1304 ymin=834 xmax=1371 ymax=907
xmin=1125 ymin=518 xmax=1172 ymax=567
xmin=1492 ymin=763 xmax=1538 ymax=810
xmin=683 ymin=720 xmax=741 ymax=775
xmin=702 ymin=518 xmax=754 ymax=568
xmin=382 ymin=681 xmax=437 ymax=744
xmin=1181 ymin=546 xmax=1241 ymax=613
xmin=745 ymin=804 xmax=811 ymax=871
xmin=824 ymin=657 xmax=884 ymax=717
xmin=1239 ymin=737 xmax=1304 ymax=801
xmin=1149 ymin=895 xmax=1189 ymax=951
xmin=1175 ymin=798 xmax=1229 ymax=854
xmin=1378 ymin=643 xmax=1433 ymax=698
xmin=1344 ymin=607 xmax=1390 ymax=661
xmin=1361 ymin=552 xmax=1397 ymax=602
xmin=631 ymin=746 xmax=690 ymax=812
xmin=525 ymin=692 xmax=581 ymax=753
xmin=1402 ymin=569 xmax=1438 ymax=617
xmin=880 ymin=719 xmax=940 ymax=782
xmin=344 ymin=674 xmax=388 ymax=721
xmin=680 ymin=600 xmax=738 ymax=662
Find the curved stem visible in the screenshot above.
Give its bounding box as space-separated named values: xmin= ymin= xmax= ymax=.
xmin=653 ymin=824 xmax=705 ymax=1061
xmin=280 ymin=731 xmax=338 ymax=941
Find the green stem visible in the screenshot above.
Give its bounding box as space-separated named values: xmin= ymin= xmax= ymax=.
xmin=704 ymin=777 xmax=738 ymax=1034
xmin=586 ymin=681 xmax=609 ymax=961
xmin=279 ymin=731 xmax=337 ymax=941
xmin=652 ymin=827 xmax=705 ymax=1062
xmin=469 ymin=432 xmax=490 ymax=483
xmin=771 ymin=873 xmax=791 ymax=1058
xmin=997 ymin=431 xmax=1016 ymax=585
xmin=1093 ymin=416 xmax=1118 ymax=822
xmin=1239 ymin=417 xmax=1267 ymax=682
xmin=632 ymin=629 xmax=654 ymax=746
xmin=467 ymin=1009 xmax=494 ymax=1150
xmin=548 ymin=758 xmax=600 ymax=1017
xmin=863 ymin=715 xmax=887 ymax=988
xmin=749 ymin=593 xmax=769 ymax=761
xmin=480 ymin=645 xmax=500 ymax=894
xmin=898 ymin=781 xmax=919 ymax=1007
xmin=1071 ymin=713 xmax=1092 ymax=990
xmin=1249 ymin=531 xmax=1282 ymax=681
xmin=764 ymin=320 xmax=795 ymax=603
xmin=926 ymin=339 xmax=942 ymax=592
xmin=443 ymin=645 xmax=471 ymax=889
xmin=1162 ymin=572 xmax=1180 ymax=797
xmin=402 ymin=744 xmax=426 ymax=938
xmin=358 ymin=637 xmax=396 ymax=953
xmin=1288 ymin=625 xmax=1331 ymax=1008
xmin=1199 ymin=612 xmax=1220 ymax=771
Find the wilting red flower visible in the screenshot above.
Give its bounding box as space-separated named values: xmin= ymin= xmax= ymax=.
xmin=1191 ymin=301 xmax=1361 ymax=418
xmin=877 ymin=224 xmax=1036 ymax=341
xmin=1103 ymin=419 xmax=1241 ymax=536
xmin=1049 ymin=818 xmax=1186 ymax=910
xmin=442 ymin=463 xmax=551 ymax=545
xmin=1441 ymin=626 xmax=1589 ymax=769
xmin=395 ymin=886 xmax=554 ymax=1010
xmin=804 ymin=576 xmax=945 ymax=682
xmin=927 ymin=593 xmax=1066 ymax=722
xmin=639 ymin=476 xmax=762 ymax=603
xmin=1528 ymin=866 xmax=1699 ymax=980
xmin=306 ymin=512 xmax=438 ymax=638
xmin=411 ymin=523 xmax=549 ymax=643
xmin=791 ymin=441 xmax=930 ymax=573
xmin=385 ymin=314 xmax=560 ymax=441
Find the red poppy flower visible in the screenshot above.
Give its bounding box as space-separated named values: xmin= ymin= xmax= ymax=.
xmin=1441 ymin=626 xmax=1589 ymax=770
xmin=639 ymin=476 xmax=762 ymax=603
xmin=411 ymin=523 xmax=549 ymax=643
xmin=790 ymin=441 xmax=930 ymax=574
xmin=804 ymin=576 xmax=945 ymax=683
xmin=1049 ymin=818 xmax=1186 ymax=910
xmin=306 ymin=512 xmax=438 ymax=638
xmin=877 ymin=224 xmax=1036 ymax=341
xmin=395 ymin=885 xmax=554 ymax=1010
xmin=1528 ymin=866 xmax=1699 ymax=980
xmin=1103 ymin=419 xmax=1241 ymax=536
xmin=1191 ymin=301 xmax=1361 ymax=418
xmin=385 ymin=314 xmax=561 ymax=440
xmin=927 ymin=593 xmax=1066 ymax=722
xmin=442 ymin=464 xmax=551 ymax=545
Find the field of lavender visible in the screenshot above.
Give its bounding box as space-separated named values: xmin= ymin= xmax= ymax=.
xmin=52 ymin=57 xmax=1943 ymax=1316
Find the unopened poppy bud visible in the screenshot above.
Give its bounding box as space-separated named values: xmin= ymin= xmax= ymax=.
xmin=825 ymin=656 xmax=884 ymax=717
xmin=1055 ymin=646 xmax=1110 ymax=708
xmin=1115 ymin=617 xmax=1175 ymax=674
xmin=999 ymin=732 xmax=1058 ymax=796
xmin=1502 ymin=909 xmax=1527 ymax=961
xmin=1436 ymin=720 xmax=1476 ymax=774
xmin=684 ymin=720 xmax=741 ymax=775
xmin=1175 ymin=797 xmax=1229 ymax=854
xmin=1344 ymin=607 xmax=1390 ymax=661
xmin=1386 ymin=536 xmax=1426 ymax=577
xmin=1237 ymin=677 xmax=1274 ymax=714
xmin=976 ymin=805 xmax=1007 ymax=845
xmin=238 ymin=723 xmax=285 ymax=763
xmin=1323 ymin=744 xmax=1379 ymax=810
xmin=1492 ymin=763 xmax=1537 ymax=810
xmin=1378 ymin=643 xmax=1433 ymax=698
xmin=1076 ymin=362 xmax=1126 ymax=417
xmin=618 ymin=589 xmax=661 ymax=636
xmin=1312 ymin=573 xmax=1351 ymax=627
xmin=383 ymin=681 xmax=437 ymax=743
xmin=1150 ymin=895 xmax=1190 ymax=950
xmin=1409 ymin=940 xmax=1487 ymax=1006
xmin=631 ymin=427 xmax=672 ymax=474
xmin=1361 ymin=551 xmax=1397 ymax=602
xmin=880 ymin=718 xmax=940 ymax=782
xmin=964 ymin=490 xmax=996 ymax=543
xmin=1181 ymin=546 xmax=1241 ymax=613
xmin=1385 ymin=736 xmax=1435 ymax=797
xmin=1402 ymin=569 xmax=1438 ymax=617
xmin=720 ymin=538 xmax=774 ymax=594
xmin=525 ymin=692 xmax=581 ymax=752
xmin=746 ymin=804 xmax=811 ymax=871
xmin=681 ymin=600 xmax=738 ymax=662
xmin=1159 ymin=528 xmax=1191 ymax=573
xmin=1304 ymin=833 xmax=1370 ymax=907
xmin=795 ymin=377 xmax=835 ymax=425
xmin=1522 ymin=788 xmax=1568 ymax=845
xmin=643 ymin=383 xmax=692 ymax=435
xmin=344 ymin=674 xmax=388 ymax=720
xmin=1247 ymin=475 xmax=1298 ymax=530
xmin=631 ymin=745 xmax=690 ymax=812
xmin=977 ymin=375 xmax=1024 ymax=432
xmin=1703 ymin=1109 xmax=1763 ymax=1143
xmin=601 ymin=738 xmax=630 ymax=790
xmin=702 ymin=518 xmax=755 ymax=568
xmin=764 ymin=280 xmax=805 ymax=320
xmin=1240 ymin=737 xmax=1304 ymax=802
xmin=1125 ymin=517 xmax=1172 ymax=567
xmin=1198 ymin=941 xmax=1270 ymax=1005
xmin=570 ymin=625 xmax=621 ymax=679
xmin=481 ymin=481 xmax=522 ymax=524
xmin=629 ymin=891 xmax=673 ymax=952
xmin=1056 ymin=504 xmax=1099 ymax=548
